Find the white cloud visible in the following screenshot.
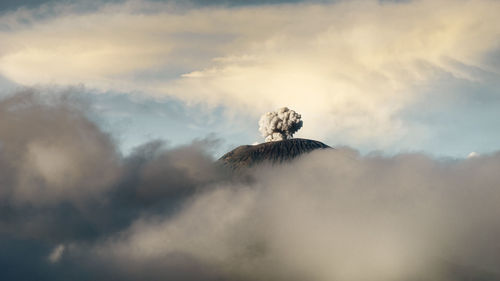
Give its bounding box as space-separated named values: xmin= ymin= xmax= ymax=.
xmin=48 ymin=244 xmax=65 ymax=263
xmin=467 ymin=151 xmax=479 ymax=158
xmin=0 ymin=0 xmax=499 ymax=147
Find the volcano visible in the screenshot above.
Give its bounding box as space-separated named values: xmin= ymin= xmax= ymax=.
xmin=219 ymin=138 xmax=331 ymax=170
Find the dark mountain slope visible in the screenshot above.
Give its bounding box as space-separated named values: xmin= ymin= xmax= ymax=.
xmin=218 ymin=138 xmax=331 ymax=170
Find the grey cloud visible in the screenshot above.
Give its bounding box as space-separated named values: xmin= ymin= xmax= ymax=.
xmin=259 ymin=107 xmax=303 ymax=142
xmin=0 ymin=0 xmax=121 ymax=14
xmin=0 ymin=89 xmax=229 ymax=242
xmin=84 ymin=148 xmax=500 ymax=281
xmin=2 ymin=90 xmax=500 ymax=281
xmin=0 ymin=90 xmax=235 ymax=280
xmin=0 ymin=0 xmax=314 ymax=13
xmin=0 ymin=90 xmax=121 ymax=206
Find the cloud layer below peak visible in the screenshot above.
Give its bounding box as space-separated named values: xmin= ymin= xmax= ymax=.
xmin=2 ymin=91 xmax=500 ymax=280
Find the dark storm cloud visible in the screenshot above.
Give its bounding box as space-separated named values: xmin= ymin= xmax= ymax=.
xmin=0 ymin=90 xmax=231 ymax=233
xmin=2 ymin=90 xmax=500 ymax=281
xmin=0 ymin=0 xmax=49 ymax=11
xmin=0 ymin=90 xmax=233 ymax=280
xmin=0 ymin=0 xmax=119 ymax=13
xmin=0 ymin=0 xmax=328 ymax=13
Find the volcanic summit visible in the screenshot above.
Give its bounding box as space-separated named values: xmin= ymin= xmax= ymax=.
xmin=219 ymin=107 xmax=331 ymax=169
xmin=219 ymin=138 xmax=330 ymax=169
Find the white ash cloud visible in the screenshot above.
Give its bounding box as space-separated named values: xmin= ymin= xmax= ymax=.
xmin=258 ymin=107 xmax=303 ymax=142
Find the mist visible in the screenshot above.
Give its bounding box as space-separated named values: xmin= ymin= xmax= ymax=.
xmin=1 ymin=91 xmax=500 ymax=280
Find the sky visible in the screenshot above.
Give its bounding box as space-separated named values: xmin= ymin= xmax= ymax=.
xmin=1 ymin=0 xmax=500 ymax=157
xmin=3 ymin=1 xmax=500 ymax=280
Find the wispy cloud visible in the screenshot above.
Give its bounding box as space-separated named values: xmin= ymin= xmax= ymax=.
xmin=1 ymin=0 xmax=499 ymax=149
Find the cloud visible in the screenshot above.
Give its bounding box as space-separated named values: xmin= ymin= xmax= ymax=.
xmin=47 ymin=244 xmax=65 ymax=263
xmin=467 ymin=151 xmax=479 ymax=158
xmin=0 ymin=91 xmax=121 ymax=206
xmin=2 ymin=90 xmax=500 ymax=280
xmin=0 ymin=0 xmax=499 ymax=148
xmin=0 ymin=90 xmax=228 ymax=243
xmin=79 ymin=148 xmax=500 ymax=281
xmin=259 ymin=107 xmax=303 ymax=142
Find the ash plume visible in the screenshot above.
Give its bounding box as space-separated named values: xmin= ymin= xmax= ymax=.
xmin=258 ymin=107 xmax=303 ymax=142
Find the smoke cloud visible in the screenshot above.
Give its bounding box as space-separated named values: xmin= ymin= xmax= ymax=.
xmin=2 ymin=91 xmax=500 ymax=281
xmin=258 ymin=107 xmax=303 ymax=142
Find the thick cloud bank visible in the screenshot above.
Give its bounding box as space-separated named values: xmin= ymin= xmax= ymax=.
xmin=1 ymin=92 xmax=500 ymax=280
xmin=258 ymin=107 xmax=303 ymax=142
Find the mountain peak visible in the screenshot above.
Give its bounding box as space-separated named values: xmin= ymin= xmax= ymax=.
xmin=218 ymin=138 xmax=331 ymax=170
